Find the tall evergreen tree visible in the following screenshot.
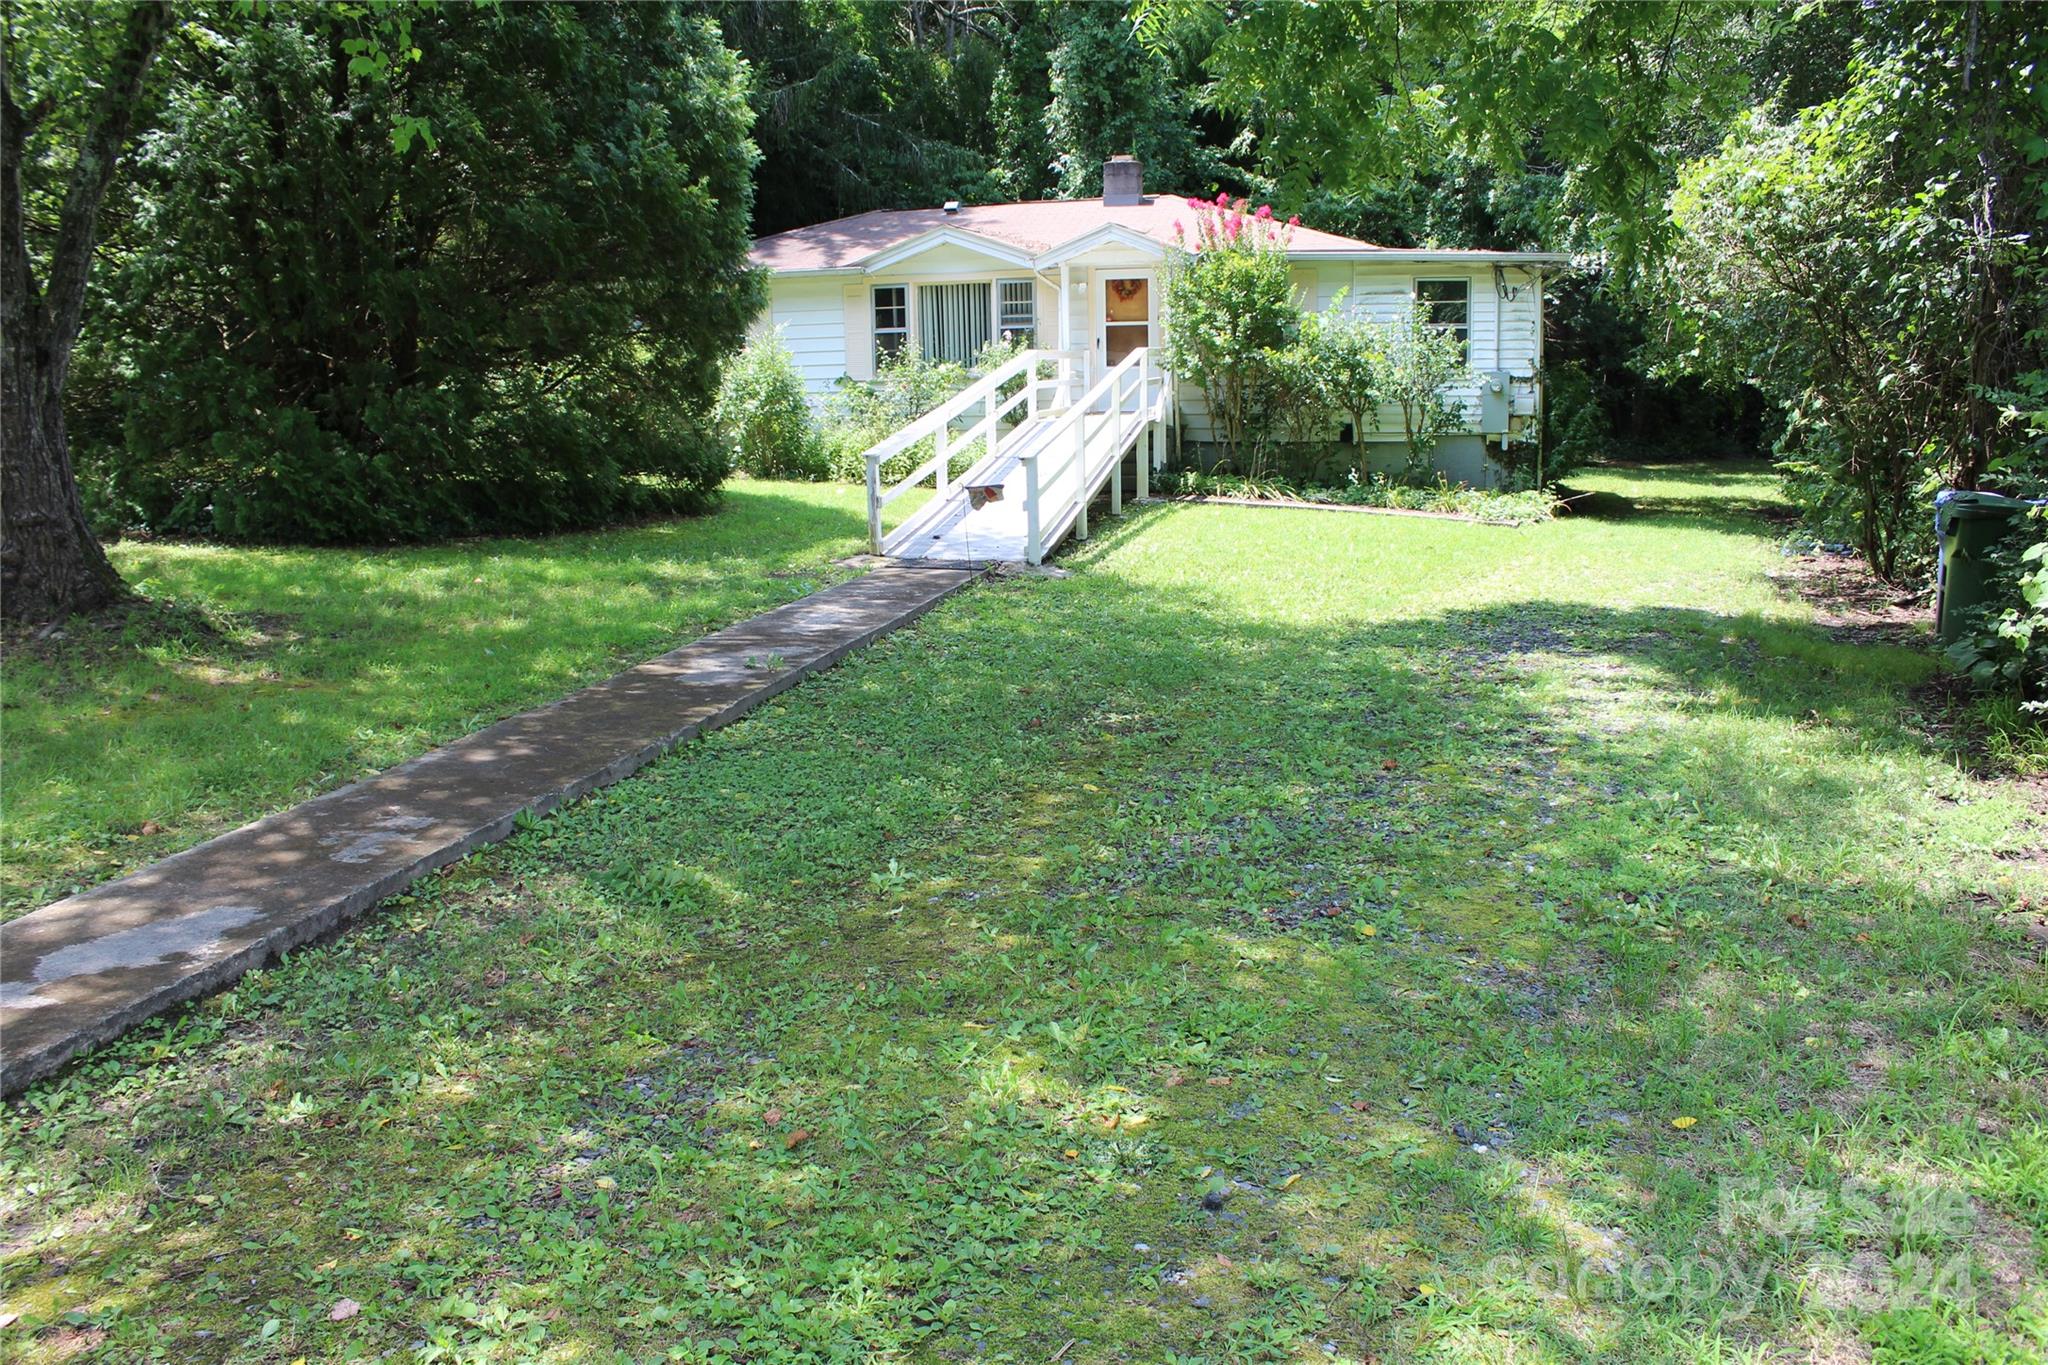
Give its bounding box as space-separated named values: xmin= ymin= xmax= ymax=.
xmin=75 ymin=3 xmax=761 ymax=542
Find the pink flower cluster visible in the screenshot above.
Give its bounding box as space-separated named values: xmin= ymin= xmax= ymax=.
xmin=1169 ymin=192 xmax=1299 ymax=252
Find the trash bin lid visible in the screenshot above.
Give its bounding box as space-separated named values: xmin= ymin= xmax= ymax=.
xmin=1936 ymin=488 xmax=2043 ymax=529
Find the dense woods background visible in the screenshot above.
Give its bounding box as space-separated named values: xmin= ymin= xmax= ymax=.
xmin=5 ymin=1 xmax=2044 ymax=667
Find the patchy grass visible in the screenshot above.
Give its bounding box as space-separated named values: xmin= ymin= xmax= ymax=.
xmin=0 ymin=481 xmax=886 ymax=920
xmin=5 ymin=461 xmax=2047 ymax=1363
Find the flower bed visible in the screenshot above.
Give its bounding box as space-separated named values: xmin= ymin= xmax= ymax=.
xmin=1169 ymin=469 xmax=1559 ymax=525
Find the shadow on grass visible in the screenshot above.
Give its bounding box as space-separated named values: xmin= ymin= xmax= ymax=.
xmin=2 ymin=486 xmax=880 ymax=915
xmin=1558 ymin=461 xmax=1794 ymax=536
xmin=4 ymin=497 xmax=2032 ymax=1361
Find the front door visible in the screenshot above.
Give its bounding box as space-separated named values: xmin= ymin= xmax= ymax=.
xmin=1096 ymin=273 xmax=1154 ymax=373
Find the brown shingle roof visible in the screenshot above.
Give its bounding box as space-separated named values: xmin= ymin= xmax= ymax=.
xmin=749 ymin=195 xmax=1387 ymax=273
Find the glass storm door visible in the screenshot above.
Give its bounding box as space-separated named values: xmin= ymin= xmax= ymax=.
xmin=1100 ymin=275 xmax=1152 ymax=366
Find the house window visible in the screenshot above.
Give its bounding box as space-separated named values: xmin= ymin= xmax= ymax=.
xmin=918 ymin=281 xmax=992 ymax=364
xmin=997 ymin=279 xmax=1036 ymax=346
xmin=1416 ymin=279 xmax=1470 ymax=359
xmin=872 ymin=285 xmax=908 ymax=363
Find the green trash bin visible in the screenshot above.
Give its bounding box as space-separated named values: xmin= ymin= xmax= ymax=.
xmin=1935 ymin=489 xmax=2038 ymax=644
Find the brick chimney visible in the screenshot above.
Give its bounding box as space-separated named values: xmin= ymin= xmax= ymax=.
xmin=1102 ymin=155 xmax=1143 ymax=207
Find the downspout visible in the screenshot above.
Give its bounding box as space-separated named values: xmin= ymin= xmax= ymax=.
xmin=1534 ymin=266 xmax=1547 ymax=489
xmin=1058 ymin=260 xmax=1073 ymax=406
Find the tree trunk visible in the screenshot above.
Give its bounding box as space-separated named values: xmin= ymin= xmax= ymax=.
xmin=1 ymin=1 xmax=172 ymax=622
xmin=0 ymin=334 xmax=122 ymax=620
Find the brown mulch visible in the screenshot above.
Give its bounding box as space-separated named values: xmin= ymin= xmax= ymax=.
xmin=1763 ymin=550 xmax=1931 ymax=646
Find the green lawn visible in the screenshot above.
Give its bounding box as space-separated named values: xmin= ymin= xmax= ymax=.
xmin=0 ymin=481 xmax=886 ymax=920
xmin=6 ymin=462 xmax=2047 ymax=1363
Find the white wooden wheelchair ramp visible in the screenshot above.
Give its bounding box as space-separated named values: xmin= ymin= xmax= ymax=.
xmin=864 ymin=347 xmax=1173 ymax=566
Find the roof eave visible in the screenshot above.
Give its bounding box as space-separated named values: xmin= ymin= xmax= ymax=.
xmin=1031 ymin=223 xmax=1169 ymax=269
xmin=1286 ymin=249 xmax=1573 ymax=265
xmin=858 ymin=226 xmax=1037 ymax=273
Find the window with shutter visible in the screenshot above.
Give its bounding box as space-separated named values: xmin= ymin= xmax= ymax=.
xmin=872 ymin=285 xmax=909 ymax=365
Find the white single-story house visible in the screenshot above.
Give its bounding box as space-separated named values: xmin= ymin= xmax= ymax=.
xmin=749 ymin=157 xmax=1568 ymax=487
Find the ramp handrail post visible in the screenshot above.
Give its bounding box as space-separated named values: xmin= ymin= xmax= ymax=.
xmin=933 ymin=421 xmax=950 ymax=497
xmin=986 ymin=385 xmax=999 ymax=465
xmin=1109 ymin=363 xmax=1124 ymax=517
xmin=1023 ymin=452 xmax=1042 ymax=564
xmin=865 ymin=452 xmax=885 ymax=554
xmin=1073 ymin=414 xmax=1089 ymax=541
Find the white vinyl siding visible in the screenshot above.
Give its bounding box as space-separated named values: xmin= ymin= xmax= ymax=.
xmin=919 ymin=282 xmax=992 ymax=364
xmin=766 ymin=275 xmax=855 ymax=395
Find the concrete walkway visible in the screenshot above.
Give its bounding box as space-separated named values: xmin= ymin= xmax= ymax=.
xmin=0 ymin=565 xmax=979 ymax=1094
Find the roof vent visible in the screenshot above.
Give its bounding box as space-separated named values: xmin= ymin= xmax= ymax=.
xmin=942 ymin=199 xmax=961 ymax=215
xmin=1102 ymin=155 xmax=1143 ymax=207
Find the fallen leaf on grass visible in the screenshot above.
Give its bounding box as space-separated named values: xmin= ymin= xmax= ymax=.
xmin=328 ymin=1299 xmax=360 ymax=1322
xmin=784 ymin=1128 xmax=811 ymax=1150
xmin=764 ymin=1108 xmax=783 ymax=1126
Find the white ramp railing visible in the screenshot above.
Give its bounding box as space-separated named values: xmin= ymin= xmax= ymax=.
xmin=863 ymin=349 xmax=1079 ymax=555
xmin=1019 ymin=347 xmax=1171 ymax=564
xmin=859 ymin=345 xmax=1172 ymax=564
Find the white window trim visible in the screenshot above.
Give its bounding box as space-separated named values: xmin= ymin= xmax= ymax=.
xmin=996 ymin=277 xmax=1036 ymax=346
xmin=1414 ymin=277 xmax=1472 ymax=358
xmin=865 ymin=274 xmax=1046 ymax=367
xmin=872 ymin=284 xmax=909 ymax=364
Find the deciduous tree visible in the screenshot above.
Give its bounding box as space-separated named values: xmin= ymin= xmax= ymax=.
xmin=1 ymin=0 xmax=170 ymax=621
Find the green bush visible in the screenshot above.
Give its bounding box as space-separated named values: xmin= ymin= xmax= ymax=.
xmin=74 ymin=4 xmax=759 ymax=543
xmin=821 ymin=350 xmax=973 ymax=483
xmin=718 ymin=332 xmax=826 ymax=480
xmin=1531 ymin=360 xmax=1610 ymax=481
xmin=1162 ymin=196 xmax=1301 ymax=475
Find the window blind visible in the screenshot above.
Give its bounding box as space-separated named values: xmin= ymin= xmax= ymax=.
xmin=919 ymin=282 xmax=992 ymax=365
